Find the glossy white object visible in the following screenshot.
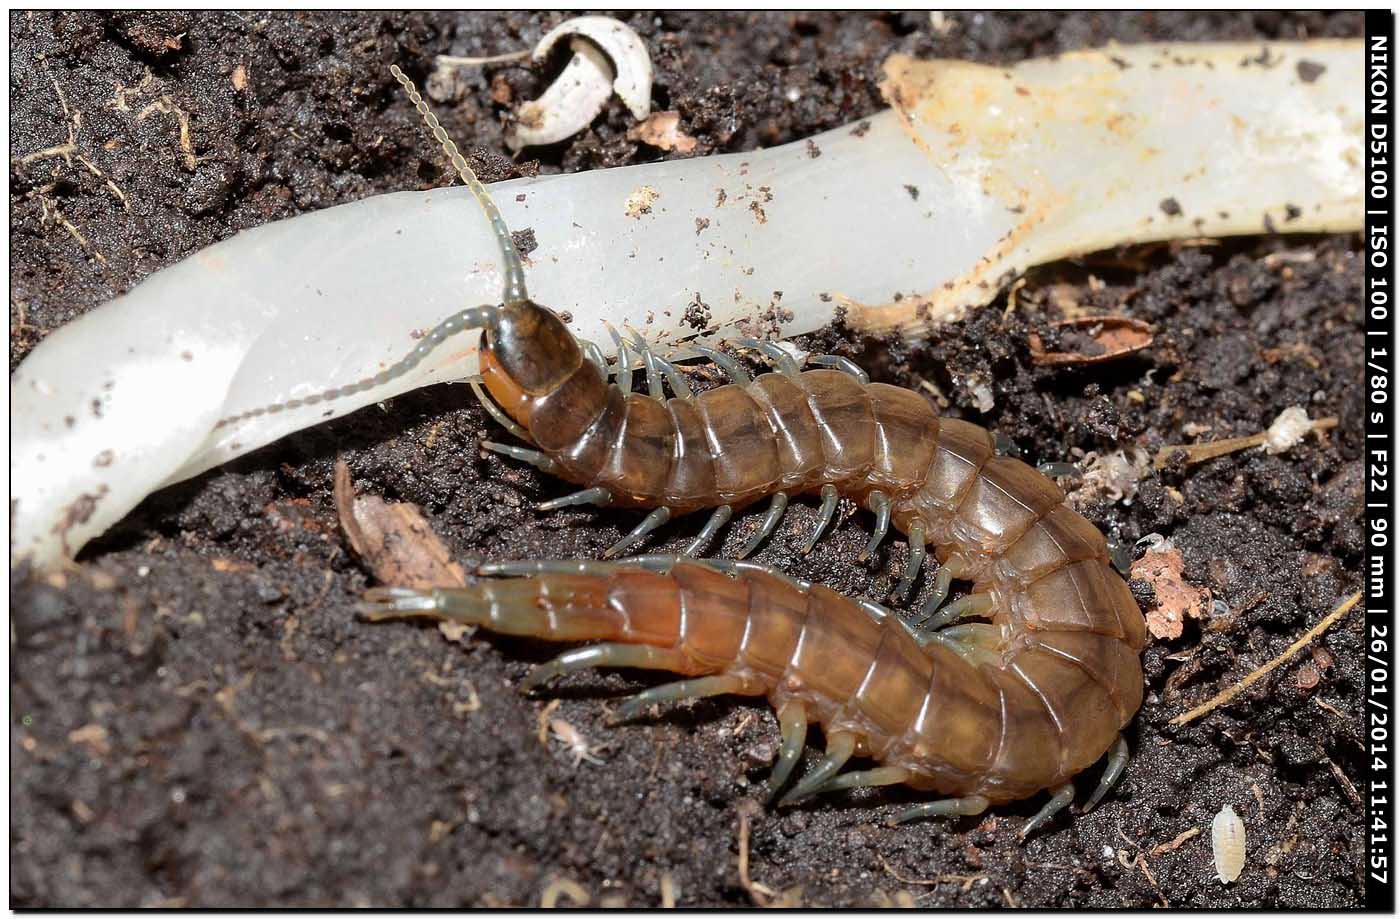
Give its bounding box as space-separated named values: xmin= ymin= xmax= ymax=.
xmin=11 ymin=40 xmax=1364 ymax=569
xmin=1212 ymin=804 xmax=1246 ymax=884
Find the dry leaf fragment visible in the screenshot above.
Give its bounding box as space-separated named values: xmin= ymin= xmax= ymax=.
xmin=333 ymin=460 xmax=467 ymax=590
xmin=1130 ymin=541 xmax=1212 ymax=641
xmin=1028 ymin=316 xmax=1155 ymax=366
xmin=627 ymin=110 xmax=698 ymax=153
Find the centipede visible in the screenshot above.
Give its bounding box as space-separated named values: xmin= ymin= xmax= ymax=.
xmin=232 ymin=66 xmax=1148 ymax=838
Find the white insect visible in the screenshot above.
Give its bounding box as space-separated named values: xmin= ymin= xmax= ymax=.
xmin=1212 ymin=804 xmax=1246 ymax=884
xmin=11 ymin=40 xmax=1364 ymax=571
xmin=549 ymin=718 xmax=607 ymax=767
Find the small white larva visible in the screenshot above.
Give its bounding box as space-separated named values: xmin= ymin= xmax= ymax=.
xmin=1212 ymin=804 xmax=1246 ymax=883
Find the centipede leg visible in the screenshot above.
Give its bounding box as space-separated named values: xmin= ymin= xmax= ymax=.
xmin=858 ymin=491 xmax=892 ymax=562
xmin=800 ymin=484 xmax=841 ymax=555
xmin=777 ymin=731 xmax=856 ymax=806
xmin=627 ymin=328 xmax=665 ymax=399
xmin=811 ymin=766 xmax=910 ymax=796
xmin=537 ymin=486 xmax=613 ymax=512
xmin=1018 ymin=782 xmax=1076 ymax=841
xmin=481 ymin=440 xmax=562 ymax=473
xmin=520 ymin=642 xmax=688 ymax=693
xmin=612 ymin=673 xmax=757 ymax=723
xmin=806 ymin=353 xmax=870 ymax=385
xmin=477 ymin=558 xmax=615 ymax=576
xmin=654 ymin=355 xmax=692 ymax=398
xmin=891 ymin=520 xmax=927 ymax=604
xmin=603 ymin=506 xmax=673 ymax=558
xmin=602 ymin=323 xmax=635 ymax=393
xmin=470 ymin=377 xmax=532 ymax=441
xmin=923 ymin=592 xmax=994 ymax=631
xmin=766 ymin=701 xmax=809 ymax=804
xmin=1082 ymin=734 xmax=1130 ymax=813
xmin=736 ymin=337 xmax=801 ymax=377
xmin=693 ymin=345 xmax=753 ymax=385
xmin=916 ymin=557 xmax=972 ymax=624
xmin=1036 ymin=460 xmax=1081 ymax=479
xmin=581 ymin=339 xmax=609 ymax=377
xmin=888 ymin=794 xmax=989 ymax=827
xmin=683 ymin=505 xmax=733 ymax=557
xmin=737 ymin=493 xmax=789 ymax=558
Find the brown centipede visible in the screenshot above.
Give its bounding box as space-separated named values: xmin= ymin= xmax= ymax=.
xmin=235 ymin=67 xmax=1148 ymax=837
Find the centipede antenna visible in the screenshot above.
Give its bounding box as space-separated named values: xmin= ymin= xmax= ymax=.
xmin=390 ymin=64 xmax=527 ymax=306
xmin=215 ymin=303 xmax=500 ymax=429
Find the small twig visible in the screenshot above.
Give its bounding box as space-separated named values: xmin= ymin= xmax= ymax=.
xmin=737 ymin=806 xmax=774 ymax=906
xmin=1147 ymin=826 xmax=1201 ymax=857
xmin=1170 ymin=591 xmax=1360 ymax=726
xmin=1326 ymin=755 xmax=1362 ymax=807
xmin=437 ymin=50 xmax=531 ymax=68
xmin=877 ymin=853 xmax=985 ymax=891
xmin=1154 ymin=416 xmax=1337 ymax=468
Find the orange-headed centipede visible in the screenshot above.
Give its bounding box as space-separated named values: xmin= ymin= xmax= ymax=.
xmin=238 ymin=66 xmax=1148 ymax=838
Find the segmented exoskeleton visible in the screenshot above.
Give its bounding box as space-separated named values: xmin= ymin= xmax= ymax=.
xmin=364 ymin=553 xmax=1142 ymax=834
xmin=233 ymin=67 xmax=1147 ymax=837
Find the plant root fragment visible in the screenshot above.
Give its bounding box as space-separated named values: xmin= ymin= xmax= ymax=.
xmin=1170 ymin=591 xmax=1360 ymax=726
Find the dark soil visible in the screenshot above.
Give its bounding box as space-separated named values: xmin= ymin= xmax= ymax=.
xmin=10 ymin=11 xmax=1365 ymax=908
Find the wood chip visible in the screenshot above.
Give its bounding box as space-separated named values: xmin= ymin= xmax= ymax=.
xmin=1028 ymin=316 xmax=1154 ymax=366
xmin=333 ymin=460 xmax=467 ymax=590
xmin=627 ymin=110 xmax=698 ymax=153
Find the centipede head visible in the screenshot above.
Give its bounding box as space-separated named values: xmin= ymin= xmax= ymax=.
xmin=478 ymin=300 xmax=586 ymax=427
